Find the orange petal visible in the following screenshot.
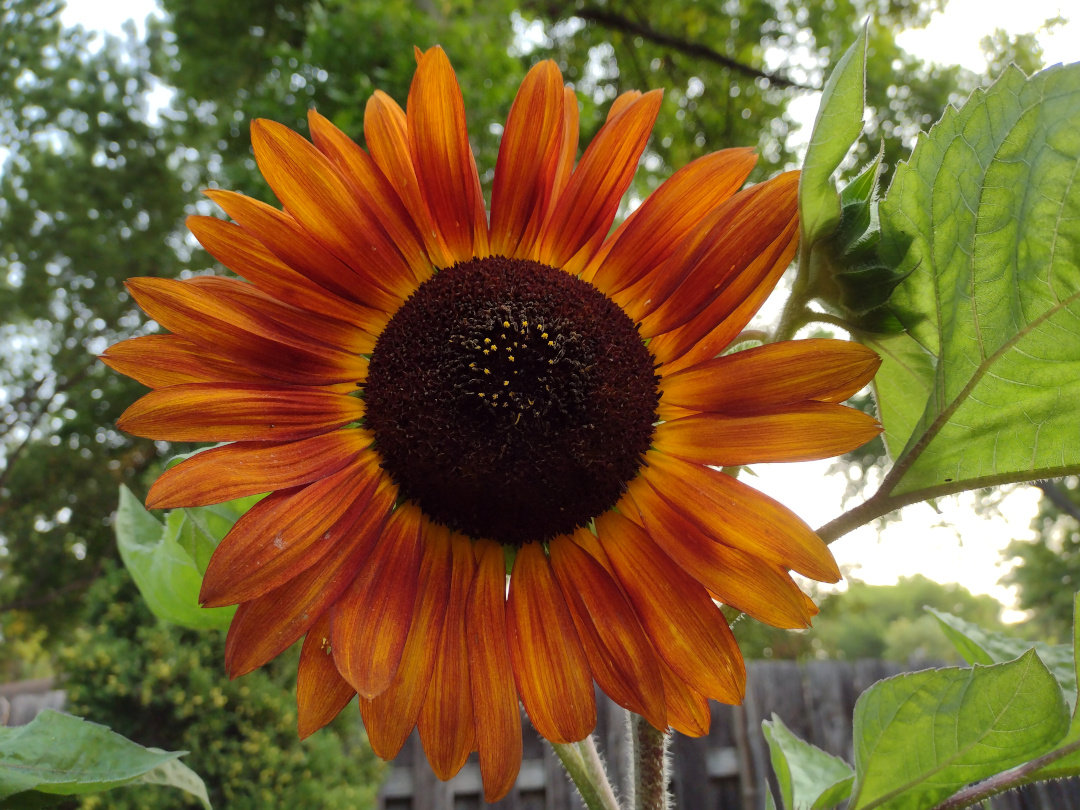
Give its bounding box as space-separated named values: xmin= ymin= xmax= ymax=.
xmin=584 ymin=149 xmax=757 ymax=295
xmin=658 ymin=339 xmax=882 ymax=412
xmin=408 ymin=47 xmax=489 ymax=264
xmin=654 ymin=403 xmax=882 ymax=466
xmin=101 ymin=334 xmax=264 ymax=389
xmin=606 ymin=90 xmax=642 ymax=122
xmin=186 ymin=275 xmax=376 ymax=355
xmin=418 ymin=532 xmax=477 ymax=780
xmin=467 ymin=539 xmax=522 ymax=802
xmin=625 ymin=479 xmax=814 ymax=630
xmin=649 ymin=218 xmax=798 ymax=373
xmin=187 ymin=215 xmax=390 ymax=336
xmin=297 ymin=612 xmax=356 ymax=739
xmin=224 ymin=495 xmax=393 ymax=678
xmin=538 ymin=90 xmax=661 ymax=270
xmin=205 ymin=189 xmax=403 ymax=313
xmin=507 ymin=542 xmax=596 ymax=744
xmin=547 ymin=86 xmax=580 ymax=218
xmin=594 ymin=510 xmax=744 ymax=704
xmin=641 ymin=451 xmax=840 ymax=583
xmin=125 ymin=277 xmax=368 ymax=386
xmin=147 ymin=429 xmax=371 ymax=509
xmin=658 ymin=658 xmax=711 ymax=737
xmin=360 ymin=522 xmax=453 ymax=760
xmin=331 ymin=504 xmax=423 ymax=699
xmin=489 ymin=60 xmax=565 ymax=259
xmin=638 ymin=172 xmax=799 ymax=337
xmin=251 ymin=119 xmax=418 ymax=302
xmin=200 ymin=454 xmax=392 ymax=607
xmin=549 ymin=535 xmax=667 ymax=730
xmin=364 ymin=90 xmax=449 ymax=267
xmin=307 ymin=109 xmax=432 ymax=285
xmin=117 ymin=383 xmax=364 ymax=443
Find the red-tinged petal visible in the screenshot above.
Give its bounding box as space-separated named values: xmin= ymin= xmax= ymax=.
xmin=224 ymin=496 xmax=393 ymax=678
xmin=658 ymin=658 xmax=711 ymax=737
xmin=569 ymin=527 xmax=617 ymax=580
xmin=187 ymin=215 xmax=390 ymax=336
xmin=364 ymin=90 xmax=450 ymax=267
xmin=625 ymin=479 xmax=814 ymax=630
xmin=200 ymin=454 xmax=392 ymax=607
xmin=547 ymin=86 xmax=580 ymax=219
xmin=638 ymin=172 xmax=799 ymax=337
xmin=101 ymin=334 xmax=263 ymax=389
xmin=360 ymin=522 xmax=453 ymax=760
xmin=148 ymin=429 xmax=371 ymax=509
xmin=331 ymin=504 xmax=423 ymax=699
xmin=606 ymin=90 xmax=642 ymax=122
xmin=186 ymin=275 xmax=376 ymax=355
xmin=585 ymin=149 xmax=757 ymax=295
xmin=251 ymin=119 xmax=419 ymax=302
xmin=538 ymin=90 xmax=661 ymax=270
xmin=126 ymin=278 xmax=368 ymax=386
xmin=548 ymin=535 xmax=667 ymax=730
xmin=467 ymin=539 xmax=522 ymax=802
xmin=307 ymin=110 xmax=432 ymax=285
xmin=641 ymin=450 xmax=840 ymax=583
xmin=418 ymin=532 xmax=477 ymax=780
xmin=117 ymin=383 xmax=364 ymax=443
xmin=408 ymin=47 xmax=489 ymax=264
xmin=489 ymin=60 xmax=565 ymax=259
xmin=650 ymin=219 xmax=798 ymax=373
xmin=658 ymin=339 xmax=882 ymax=412
xmin=507 ymin=542 xmax=596 ymax=744
xmin=654 ymin=403 xmax=882 ymax=467
xmin=205 ymin=189 xmax=403 ymax=313
xmin=297 ymin=613 xmax=356 ymax=739
xmin=594 ymin=510 xmax=745 ymax=704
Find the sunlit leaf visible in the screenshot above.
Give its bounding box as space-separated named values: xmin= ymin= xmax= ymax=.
xmin=763 ymin=714 xmax=854 ymax=809
xmin=877 ymin=64 xmax=1080 ymax=498
xmin=848 ymin=650 xmax=1069 ymax=809
xmin=0 ymin=710 xmax=209 ymax=808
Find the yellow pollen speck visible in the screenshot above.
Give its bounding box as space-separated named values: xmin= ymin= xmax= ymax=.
xmin=484 ymin=338 xmax=491 ymax=344
xmin=469 ymin=362 xmax=476 ymax=368
xmin=541 ymin=332 xmax=549 ymax=339
xmin=503 ymin=320 xmax=510 ymax=328
xmin=478 ymin=392 xmax=485 ymax=397
xmin=491 ymin=345 xmax=497 ymax=351
xmin=492 ymin=393 xmax=498 ymax=400
xmin=522 ymin=320 xmax=528 ymax=327
xmin=548 ymin=359 xmax=554 ymax=364
xmin=508 ymin=355 xmax=515 ymax=362
xmin=484 ymin=368 xmax=491 ymax=375
xmin=503 ymin=380 xmax=509 ymax=386
xmin=483 ymin=349 xmax=490 ymax=355
xmin=547 ymin=341 xmax=555 ymax=347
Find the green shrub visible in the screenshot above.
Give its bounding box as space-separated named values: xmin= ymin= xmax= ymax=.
xmin=57 ymin=563 xmax=383 ymax=809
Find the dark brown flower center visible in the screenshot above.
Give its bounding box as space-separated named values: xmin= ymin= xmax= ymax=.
xmin=364 ymin=256 xmax=659 ymax=546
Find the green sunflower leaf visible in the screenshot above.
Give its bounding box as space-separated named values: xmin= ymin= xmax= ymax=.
xmin=847 ymin=650 xmax=1069 ymax=810
xmin=876 ymin=63 xmax=1080 ymax=499
xmin=762 ymin=714 xmax=854 ymax=810
xmin=0 ymin=710 xmax=210 ymax=808
xmin=860 ymin=332 xmax=935 ymax=461
xmin=799 ymin=22 xmax=867 ymax=249
xmin=928 ymin=607 xmax=1076 ymax=708
xmin=1025 ymin=592 xmax=1080 ymax=780
xmin=115 ymin=486 xmax=235 ymax=630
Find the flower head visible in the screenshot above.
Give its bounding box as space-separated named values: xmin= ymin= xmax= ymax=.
xmin=105 ymin=47 xmax=881 ymax=801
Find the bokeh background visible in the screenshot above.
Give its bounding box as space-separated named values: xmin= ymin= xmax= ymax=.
xmin=1 ymin=0 xmax=1077 ymax=805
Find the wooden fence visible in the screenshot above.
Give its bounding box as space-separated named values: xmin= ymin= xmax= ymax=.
xmin=377 ymin=659 xmax=1080 ymax=810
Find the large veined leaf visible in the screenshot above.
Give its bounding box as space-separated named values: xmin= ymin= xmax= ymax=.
xmin=115 ymin=486 xmax=235 ymax=630
xmin=876 ymin=63 xmax=1080 ymax=498
xmin=799 ymin=24 xmax=867 ymax=249
xmin=0 ymin=710 xmax=210 ymax=808
xmin=861 ymin=332 xmax=935 ymax=461
xmin=1030 ymin=592 xmax=1080 ymax=779
xmin=848 ymin=650 xmax=1068 ymax=810
xmin=762 ymin=714 xmax=854 ymax=810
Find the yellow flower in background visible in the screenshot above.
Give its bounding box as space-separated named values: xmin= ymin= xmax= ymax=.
xmin=104 ymin=46 xmax=881 ymax=802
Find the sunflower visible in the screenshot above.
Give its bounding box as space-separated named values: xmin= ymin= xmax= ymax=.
xmin=104 ymin=47 xmax=882 ymax=801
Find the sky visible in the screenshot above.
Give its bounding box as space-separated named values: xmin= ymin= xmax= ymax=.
xmin=54 ymin=0 xmax=1078 ymax=619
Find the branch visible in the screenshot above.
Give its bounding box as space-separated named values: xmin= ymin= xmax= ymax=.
xmin=1035 ymin=480 xmax=1080 ymax=525
xmin=562 ymin=5 xmax=815 ymax=90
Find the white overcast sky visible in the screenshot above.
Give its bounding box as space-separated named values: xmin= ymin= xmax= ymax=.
xmin=56 ymin=0 xmax=1078 ymax=619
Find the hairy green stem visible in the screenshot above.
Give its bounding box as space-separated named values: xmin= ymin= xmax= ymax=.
xmin=771 ymin=241 xmax=816 ymax=343
xmin=632 ymin=714 xmax=669 ymax=810
xmin=551 ymin=737 xmax=620 ymax=810
xmin=929 ymin=736 xmax=1080 ymax=810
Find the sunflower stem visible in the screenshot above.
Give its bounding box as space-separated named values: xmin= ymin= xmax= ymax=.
xmin=551 ymin=736 xmax=620 ymax=810
xmin=631 ymin=713 xmax=670 ymax=810
xmin=772 ymin=241 xmax=816 ymax=343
